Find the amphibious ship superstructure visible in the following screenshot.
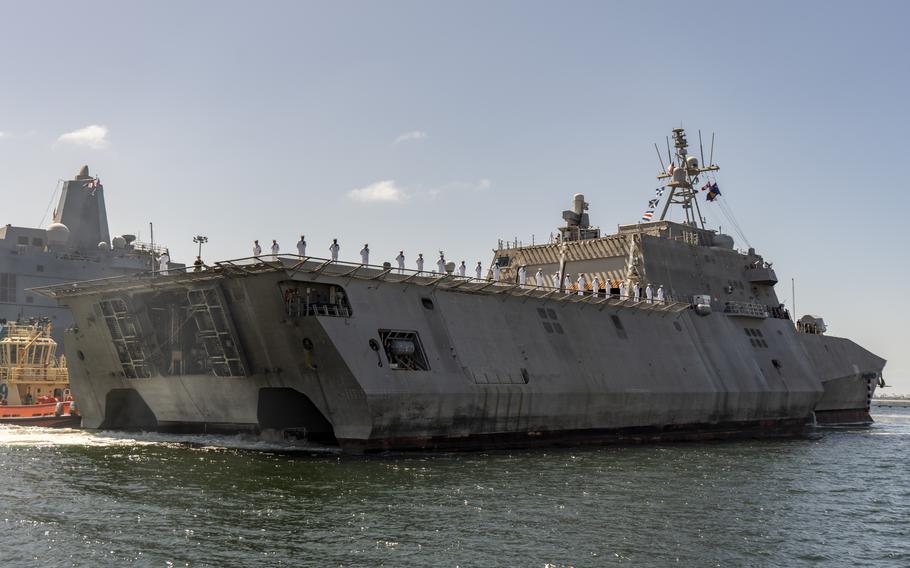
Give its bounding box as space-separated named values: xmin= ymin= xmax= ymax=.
xmin=0 ymin=166 xmax=179 ymax=345
xmin=35 ymin=130 xmax=886 ymax=451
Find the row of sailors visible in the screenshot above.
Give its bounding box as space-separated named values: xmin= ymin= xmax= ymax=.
xmin=187 ymin=240 xmax=666 ymax=302
xmin=250 ymin=237 xmax=486 ymax=277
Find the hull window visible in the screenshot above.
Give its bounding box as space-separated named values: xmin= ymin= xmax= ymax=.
xmin=281 ymin=282 xmax=351 ymax=318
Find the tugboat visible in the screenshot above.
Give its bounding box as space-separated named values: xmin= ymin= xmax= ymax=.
xmin=0 ymin=319 xmax=80 ymax=427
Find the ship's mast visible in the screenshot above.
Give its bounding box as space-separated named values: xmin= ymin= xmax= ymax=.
xmin=656 ymin=128 xmax=719 ymax=229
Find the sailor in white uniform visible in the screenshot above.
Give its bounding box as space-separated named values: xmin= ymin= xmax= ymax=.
xmin=633 ymin=282 xmax=641 ymax=301
xmin=518 ymin=266 xmax=527 ymax=287
xmin=563 ymin=275 xmax=571 ymax=295
xmin=329 ymin=238 xmax=340 ymax=262
xmin=492 ymin=263 xmax=501 ymax=282
xmin=619 ymin=281 xmax=626 ymax=299
xmin=577 ymin=273 xmax=586 ymax=296
xmin=270 ymin=239 xmax=280 ymax=260
xmin=554 ymin=271 xmax=561 ymax=289
xmin=458 ymin=261 xmax=467 ymax=277
xmin=436 ymin=254 xmax=446 ymax=274
xmin=535 ymin=268 xmax=543 ymax=288
xmin=645 ymin=283 xmax=653 ymax=303
xmin=158 ymin=251 xmax=170 ymax=275
xmin=253 ymin=240 xmax=262 ymax=257
xmin=657 ymin=285 xmax=665 ymax=304
xmin=296 ymin=235 xmax=307 ymax=257
xmin=360 ymin=244 xmax=370 ymax=266
xmin=396 ymin=251 xmax=405 ymax=273
xmin=475 ymin=261 xmax=482 ymax=280
xmin=416 ymin=253 xmax=425 ymax=273
xmin=591 ymin=275 xmax=600 ymax=298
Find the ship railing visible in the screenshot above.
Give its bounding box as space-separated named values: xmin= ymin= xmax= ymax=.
xmin=0 ymin=367 xmax=69 ymax=383
xmin=30 ymin=255 xmax=691 ymax=314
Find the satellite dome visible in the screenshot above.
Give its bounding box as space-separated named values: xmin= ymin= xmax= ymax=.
xmin=111 ymin=236 xmax=127 ymax=249
xmin=45 ymin=222 xmax=70 ymax=246
xmin=76 ymin=165 xmax=91 ymax=180
xmin=686 ymin=155 xmax=699 ymax=169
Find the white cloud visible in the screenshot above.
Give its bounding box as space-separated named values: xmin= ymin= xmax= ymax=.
xmin=348 ymin=180 xmax=408 ymax=203
xmin=394 ymin=130 xmax=427 ymax=145
xmin=56 ymin=125 xmax=109 ymax=150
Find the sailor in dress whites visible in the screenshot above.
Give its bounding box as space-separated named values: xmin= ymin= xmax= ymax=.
xmin=591 ymin=275 xmax=600 ymax=298
xmin=253 ymin=240 xmax=262 ymax=257
xmin=577 ymin=273 xmax=586 ymax=296
xmin=492 ymin=263 xmax=501 ymax=282
xmin=563 ymin=274 xmax=571 ymax=295
xmin=270 ymin=239 xmax=280 ymax=260
xmin=436 ymin=253 xmax=446 ymax=274
xmin=296 ymin=235 xmax=307 ymax=257
xmin=158 ymin=250 xmax=170 ymax=275
xmin=458 ymin=261 xmax=467 ymax=277
xmin=396 ymin=251 xmax=405 ymax=273
xmin=535 ymin=268 xmax=543 ymax=288
xmin=518 ymin=266 xmax=527 ymax=287
xmin=656 ymin=284 xmax=665 ymax=304
xmin=645 ymin=283 xmax=653 ymax=303
xmin=360 ymin=244 xmax=370 ymax=266
xmin=554 ymin=271 xmax=561 ymax=289
xmin=475 ymin=261 xmax=482 ymax=279
xmin=329 ymin=238 xmax=340 ymax=262
xmin=416 ymin=253 xmax=424 ymax=274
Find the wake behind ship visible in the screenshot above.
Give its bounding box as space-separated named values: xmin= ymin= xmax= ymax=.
xmin=34 ymin=129 xmax=886 ymax=452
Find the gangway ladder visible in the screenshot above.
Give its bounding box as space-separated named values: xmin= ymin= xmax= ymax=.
xmin=187 ymin=288 xmax=246 ymax=377
xmin=99 ymin=298 xmax=151 ymax=378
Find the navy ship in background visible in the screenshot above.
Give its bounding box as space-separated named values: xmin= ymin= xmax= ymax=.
xmin=35 ymin=130 xmax=886 ymax=452
xmin=1 ymin=166 xmax=179 ymax=405
xmin=0 ymin=166 xmax=179 ymax=339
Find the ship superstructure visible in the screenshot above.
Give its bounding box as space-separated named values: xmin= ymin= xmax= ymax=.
xmin=34 ymin=129 xmax=886 ymax=451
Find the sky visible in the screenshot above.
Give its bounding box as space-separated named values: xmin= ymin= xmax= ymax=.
xmin=1 ymin=1 xmax=908 ymax=392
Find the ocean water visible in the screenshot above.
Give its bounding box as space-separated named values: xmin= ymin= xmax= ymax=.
xmin=0 ymin=409 xmax=908 ymax=568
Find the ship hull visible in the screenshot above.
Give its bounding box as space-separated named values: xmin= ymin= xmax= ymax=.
xmin=43 ymin=259 xmax=888 ymax=452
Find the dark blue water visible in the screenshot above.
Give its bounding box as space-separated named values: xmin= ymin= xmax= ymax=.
xmin=1 ymin=408 xmax=908 ymax=567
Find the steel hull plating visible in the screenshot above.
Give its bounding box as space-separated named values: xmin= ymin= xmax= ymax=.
xmin=46 ymin=258 xmax=886 ymax=452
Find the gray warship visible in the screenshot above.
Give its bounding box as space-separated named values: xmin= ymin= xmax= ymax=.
xmin=35 ymin=129 xmax=886 ymax=452
xmin=0 ymin=166 xmax=177 ymax=337
xmin=1 ymin=166 xmax=179 ymax=404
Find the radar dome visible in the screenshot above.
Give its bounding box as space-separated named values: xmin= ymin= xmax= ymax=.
xmin=45 ymin=222 xmax=70 ymax=246
xmin=686 ymin=156 xmax=699 ymax=169
xmin=111 ymin=236 xmax=127 ymax=249
xmin=98 ymin=241 xmax=109 ymax=251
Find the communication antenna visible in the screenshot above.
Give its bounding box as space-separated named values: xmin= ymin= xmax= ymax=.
xmin=698 ymin=130 xmax=706 ymax=168
xmin=655 ymin=127 xmax=720 ymax=229
xmin=654 ymin=143 xmax=667 ymax=173
xmin=709 ymin=132 xmax=715 ymax=166
xmin=665 ymin=136 xmax=672 ymax=168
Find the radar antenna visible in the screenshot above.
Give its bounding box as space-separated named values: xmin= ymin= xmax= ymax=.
xmin=655 ymin=127 xmax=720 ymax=228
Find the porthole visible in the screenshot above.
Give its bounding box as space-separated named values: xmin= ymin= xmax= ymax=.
xmin=421 ymin=298 xmax=434 ymax=310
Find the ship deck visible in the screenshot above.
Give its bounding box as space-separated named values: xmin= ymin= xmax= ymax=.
xmin=30 ymin=255 xmax=692 ymax=314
